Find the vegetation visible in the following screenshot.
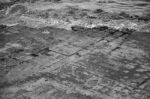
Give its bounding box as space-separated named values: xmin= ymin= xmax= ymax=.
xmin=93 ymin=9 xmax=104 ymax=13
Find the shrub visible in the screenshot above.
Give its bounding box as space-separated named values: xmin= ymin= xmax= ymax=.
xmin=93 ymin=9 xmax=104 ymax=13
xmin=93 ymin=26 xmax=109 ymax=31
xmin=71 ymin=26 xmax=85 ymax=31
xmin=119 ymin=12 xmax=130 ymax=18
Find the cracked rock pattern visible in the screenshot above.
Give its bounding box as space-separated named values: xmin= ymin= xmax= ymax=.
xmin=0 ymin=0 xmax=150 ymax=99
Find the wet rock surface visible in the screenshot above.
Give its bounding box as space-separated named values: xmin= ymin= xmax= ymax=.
xmin=0 ymin=0 xmax=150 ymax=99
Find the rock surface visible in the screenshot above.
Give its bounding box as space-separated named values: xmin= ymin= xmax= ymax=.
xmin=0 ymin=0 xmax=150 ymax=99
